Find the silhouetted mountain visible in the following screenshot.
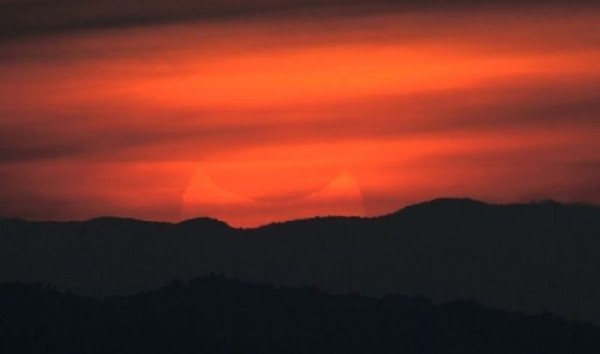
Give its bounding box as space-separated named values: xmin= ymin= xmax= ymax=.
xmin=177 ymin=217 xmax=232 ymax=234
xmin=1 ymin=275 xmax=599 ymax=354
xmin=1 ymin=198 xmax=599 ymax=324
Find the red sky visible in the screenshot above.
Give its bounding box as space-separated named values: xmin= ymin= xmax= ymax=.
xmin=0 ymin=2 xmax=599 ymax=226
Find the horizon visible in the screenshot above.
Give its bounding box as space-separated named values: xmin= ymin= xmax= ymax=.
xmin=2 ymin=196 xmax=598 ymax=228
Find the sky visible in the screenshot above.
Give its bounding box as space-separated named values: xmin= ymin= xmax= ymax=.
xmin=0 ymin=0 xmax=599 ymax=226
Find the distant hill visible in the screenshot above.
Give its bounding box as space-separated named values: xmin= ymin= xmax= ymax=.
xmin=1 ymin=275 xmax=599 ymax=354
xmin=1 ymin=198 xmax=599 ymax=324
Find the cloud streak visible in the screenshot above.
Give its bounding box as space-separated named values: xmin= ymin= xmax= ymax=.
xmin=2 ymin=0 xmax=597 ymax=39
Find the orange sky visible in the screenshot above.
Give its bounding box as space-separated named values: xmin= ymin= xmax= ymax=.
xmin=0 ymin=5 xmax=599 ymax=226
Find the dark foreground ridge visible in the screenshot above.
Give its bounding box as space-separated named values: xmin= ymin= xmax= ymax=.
xmin=2 ymin=275 xmax=600 ymax=354
xmin=1 ymin=198 xmax=600 ymax=324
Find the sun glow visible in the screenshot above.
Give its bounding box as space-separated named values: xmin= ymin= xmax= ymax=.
xmin=182 ymin=168 xmax=365 ymax=226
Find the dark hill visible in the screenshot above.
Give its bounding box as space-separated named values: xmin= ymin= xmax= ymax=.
xmin=1 ymin=276 xmax=599 ymax=354
xmin=1 ymin=198 xmax=599 ymax=324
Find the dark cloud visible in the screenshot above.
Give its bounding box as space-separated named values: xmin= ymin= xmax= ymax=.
xmin=274 ymin=75 xmax=600 ymax=140
xmin=1 ymin=0 xmax=597 ymax=40
xmin=0 ymin=115 xmax=270 ymax=162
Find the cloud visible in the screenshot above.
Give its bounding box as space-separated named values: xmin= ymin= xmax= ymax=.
xmin=1 ymin=0 xmax=598 ymax=39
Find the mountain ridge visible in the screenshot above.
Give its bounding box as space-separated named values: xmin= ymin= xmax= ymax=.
xmin=1 ymin=197 xmax=599 ymax=324
xmin=4 ymin=197 xmax=597 ymax=228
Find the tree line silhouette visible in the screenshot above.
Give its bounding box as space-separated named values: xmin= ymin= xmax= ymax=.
xmin=1 ymin=275 xmax=600 ymax=354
